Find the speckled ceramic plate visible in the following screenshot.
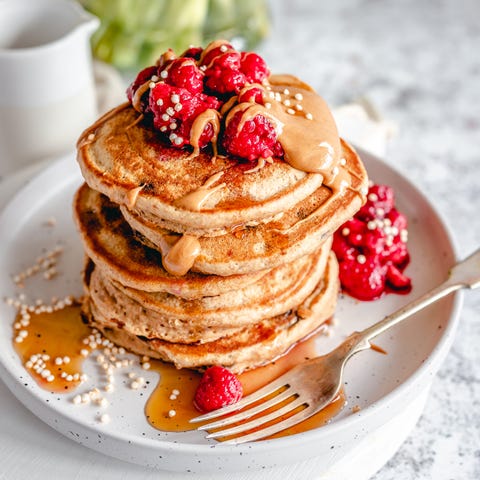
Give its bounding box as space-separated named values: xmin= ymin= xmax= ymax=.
xmin=0 ymin=149 xmax=462 ymax=474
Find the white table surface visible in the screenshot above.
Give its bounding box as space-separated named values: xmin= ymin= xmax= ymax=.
xmin=1 ymin=1 xmax=479 ymax=479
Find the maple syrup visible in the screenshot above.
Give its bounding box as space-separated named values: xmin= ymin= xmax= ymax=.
xmin=13 ymin=304 xmax=91 ymax=393
xmin=12 ymin=305 xmax=346 ymax=439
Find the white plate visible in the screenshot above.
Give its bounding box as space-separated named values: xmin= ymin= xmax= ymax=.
xmin=0 ymin=149 xmax=462 ymax=474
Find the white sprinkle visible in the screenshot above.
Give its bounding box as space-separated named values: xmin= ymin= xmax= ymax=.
xmin=160 ymin=70 xmax=168 ymax=79
xmin=295 ymin=104 xmax=303 ymax=111
xmin=161 ymin=113 xmax=170 ymax=122
xmin=80 ymin=373 xmax=88 ymax=382
xmin=357 ymin=255 xmax=367 ymax=264
xmin=156 ymin=98 xmax=164 ymax=106
xmin=72 ymin=395 xmax=82 ymax=405
xmin=360 ymin=186 xmax=369 ymax=196
xmin=287 ymin=108 xmax=295 ymax=115
xmin=47 ymin=375 xmax=55 ymax=382
xmin=15 ymin=336 xmax=23 ymax=343
xmin=80 ymin=349 xmax=89 ymax=357
xmin=220 ymin=45 xmax=228 ymax=52
xmin=340 ymin=158 xmax=347 ymax=166
xmin=105 ymin=384 xmax=114 ymax=393
xmin=131 ymin=381 xmax=140 ymax=390
xmin=305 ymin=113 xmax=313 ymax=120
xmin=81 ymin=394 xmax=90 ymax=404
xmin=169 ymin=394 xmax=177 ymax=400
xmin=151 ymin=75 xmax=159 ymax=82
xmin=265 ymin=102 xmax=272 ymax=109
xmin=294 ymin=93 xmax=303 ymax=100
xmin=118 ymin=348 xmax=126 ymax=355
xmin=66 ymin=375 xmax=73 ymax=382
xmin=283 ymin=88 xmax=290 ymax=95
xmin=283 ymin=99 xmax=291 ymax=107
xmin=174 ymin=137 xmax=183 ymax=145
xmin=63 ymin=356 xmax=70 ymax=364
xmin=199 ymin=65 xmax=207 ymax=71
xmin=342 ymin=227 xmax=350 ymax=236
xmin=142 ymin=362 xmax=151 ymax=370
xmin=169 ymin=123 xmax=177 ymax=130
xmin=148 ymin=81 xmax=156 ymax=89
xmin=172 ymin=389 xmax=180 ymax=396
xmin=332 ymin=166 xmax=339 ymax=176
xmin=55 ymin=357 xmax=63 ymax=365
xmin=171 ymin=94 xmax=180 ymax=103
xmin=376 ymin=208 xmax=385 ymax=217
xmin=25 ymin=361 xmax=33 ymax=368
xmin=274 ymin=92 xmax=281 ymax=102
xmin=99 ymin=413 xmax=110 ymax=424
xmin=160 ymin=126 xmax=167 ymax=132
xmin=98 ymin=398 xmax=108 ymax=408
xmin=87 ymin=133 xmax=95 ymax=141
xmin=166 ymin=107 xmax=175 ymax=116
xmin=174 ymin=103 xmax=182 ymax=112
xmin=367 ymin=221 xmax=377 ymax=230
xmin=168 ymin=410 xmax=176 ymax=418
xmin=19 ymin=330 xmax=28 ymax=338
xmin=368 ymin=193 xmax=378 ymax=202
xmin=128 ymin=372 xmax=136 ymax=379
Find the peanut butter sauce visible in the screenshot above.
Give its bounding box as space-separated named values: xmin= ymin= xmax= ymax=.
xmin=162 ymin=234 xmax=201 ymax=276
xmin=175 ymin=171 xmax=226 ymax=211
xmin=189 ymin=108 xmax=221 ymax=159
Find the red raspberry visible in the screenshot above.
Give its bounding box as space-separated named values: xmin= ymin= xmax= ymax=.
xmin=180 ymin=46 xmax=203 ymax=60
xmin=357 ymin=184 xmax=395 ymax=221
xmin=240 ymin=52 xmax=269 ymax=84
xmin=238 ymin=86 xmax=264 ymax=104
xmin=223 ymin=110 xmax=283 ymax=161
xmin=194 ymin=366 xmax=243 ymax=413
xmin=200 ymin=42 xmax=234 ymax=67
xmin=160 ymin=57 xmax=204 ymax=94
xmin=203 ymin=51 xmax=248 ymax=95
xmin=339 ymin=257 xmax=386 ymax=301
xmin=386 ymin=264 xmax=412 ymax=291
xmin=126 ymin=65 xmax=158 ymax=109
xmin=149 ymin=83 xmax=220 ymax=148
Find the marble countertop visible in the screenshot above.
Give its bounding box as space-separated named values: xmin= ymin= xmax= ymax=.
xmin=258 ymin=1 xmax=480 ymax=478
xmin=0 ymin=0 xmax=478 ymax=479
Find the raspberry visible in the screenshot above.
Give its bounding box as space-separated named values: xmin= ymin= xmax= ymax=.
xmin=357 ymin=184 xmax=395 ymax=221
xmin=149 ymin=83 xmax=220 ymax=148
xmin=386 ymin=264 xmax=412 ymax=291
xmin=333 ymin=183 xmax=412 ymax=301
xmin=194 ymin=366 xmax=243 ymax=413
xmin=339 ymin=257 xmax=386 ymax=301
xmin=239 ymin=52 xmax=269 ymax=84
xmin=223 ymin=110 xmax=283 ymax=161
xmin=180 ymin=46 xmax=203 ymax=60
xmin=200 ymin=42 xmax=234 ymax=67
xmin=162 ymin=57 xmax=204 ymax=94
xmin=126 ymin=65 xmax=158 ymax=110
xmin=238 ymin=86 xmax=264 ymax=104
xmin=204 ymin=52 xmax=247 ymax=95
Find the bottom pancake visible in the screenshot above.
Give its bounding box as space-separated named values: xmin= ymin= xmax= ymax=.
xmin=83 ymin=253 xmax=339 ymax=373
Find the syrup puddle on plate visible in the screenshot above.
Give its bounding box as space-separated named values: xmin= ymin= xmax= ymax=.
xmin=12 ymin=304 xmax=350 ymax=439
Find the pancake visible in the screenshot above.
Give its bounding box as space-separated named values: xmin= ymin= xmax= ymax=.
xmin=83 ymin=253 xmax=339 ymax=373
xmin=73 ymin=183 xmax=271 ymax=298
xmin=86 ymin=241 xmax=330 ymax=344
xmin=77 ymin=103 xmax=325 ymax=231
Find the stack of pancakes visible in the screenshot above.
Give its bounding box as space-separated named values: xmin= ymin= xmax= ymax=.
xmin=74 ymin=82 xmax=368 ymax=373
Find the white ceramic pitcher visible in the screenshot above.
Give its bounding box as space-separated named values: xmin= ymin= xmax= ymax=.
xmin=0 ymin=0 xmax=99 ymax=177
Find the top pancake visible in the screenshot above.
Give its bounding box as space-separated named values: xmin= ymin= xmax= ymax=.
xmin=77 ymin=103 xmax=324 ymax=231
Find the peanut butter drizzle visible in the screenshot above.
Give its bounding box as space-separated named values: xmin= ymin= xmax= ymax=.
xmin=199 ymin=39 xmax=235 ymax=68
xmin=162 ymin=234 xmax=201 ymax=276
xmin=174 ymin=171 xmax=226 ymax=211
xmin=188 ymin=108 xmax=221 ymax=159
xmin=225 ymin=74 xmax=350 ymax=192
xmin=126 ymin=185 xmax=145 ymax=209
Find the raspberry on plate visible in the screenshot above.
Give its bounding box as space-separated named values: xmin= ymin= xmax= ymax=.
xmin=194 ymin=366 xmax=243 ymax=413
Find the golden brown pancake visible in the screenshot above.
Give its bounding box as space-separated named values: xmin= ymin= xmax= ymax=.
xmin=83 ymin=253 xmax=339 ymax=373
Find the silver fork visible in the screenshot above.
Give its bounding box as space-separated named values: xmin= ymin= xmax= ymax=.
xmin=190 ymin=248 xmax=480 ymax=444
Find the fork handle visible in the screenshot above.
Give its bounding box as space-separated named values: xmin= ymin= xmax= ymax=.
xmin=345 ymin=247 xmax=480 ymax=355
